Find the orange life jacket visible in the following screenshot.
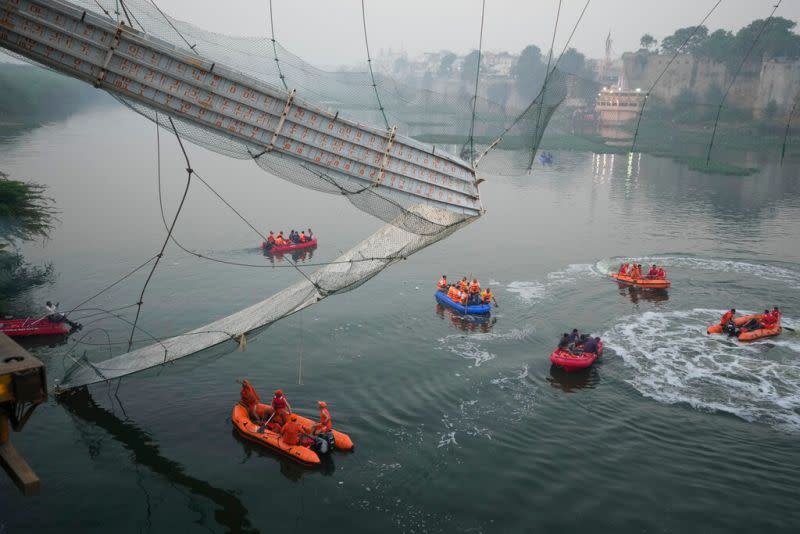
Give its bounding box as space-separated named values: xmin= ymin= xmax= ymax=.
xmin=657 ymin=268 xmax=666 ymax=279
xmin=240 ymin=381 xmax=260 ymax=410
xmin=318 ymin=408 xmax=332 ymax=432
xmin=299 ymin=232 xmax=306 ymax=242
xmin=447 ymin=286 xmax=460 ymax=301
xmin=481 ymin=290 xmax=492 ymax=303
xmin=458 ymin=280 xmax=468 ymax=291
xmin=619 ymin=263 xmax=629 ymax=274
xmin=720 ymin=311 xmax=734 ymax=325
xmin=267 ymin=235 xmax=275 ymax=244
xmin=437 ymin=278 xmax=448 ymax=291
xmin=469 ymin=281 xmax=480 ymax=294
xmin=281 ymin=420 xmax=303 ymax=445
xmin=761 ymin=313 xmax=778 ymax=328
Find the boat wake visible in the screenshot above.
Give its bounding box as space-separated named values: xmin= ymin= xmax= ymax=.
xmin=597 ymin=254 xmax=800 ymax=288
xmin=505 ymin=263 xmax=600 ymax=304
xmin=603 ymin=309 xmax=800 ymax=431
xmin=437 ymin=328 xmax=533 ymax=368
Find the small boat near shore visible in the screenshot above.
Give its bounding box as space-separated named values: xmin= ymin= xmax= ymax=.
xmin=435 ymin=291 xmax=492 ymax=315
xmin=0 ymin=317 xmax=71 ymax=337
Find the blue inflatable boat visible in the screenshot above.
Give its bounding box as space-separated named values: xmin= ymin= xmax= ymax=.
xmin=435 ymin=291 xmax=492 ymax=315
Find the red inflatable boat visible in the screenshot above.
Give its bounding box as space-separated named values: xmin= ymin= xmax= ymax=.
xmin=550 ymin=341 xmax=604 ymax=372
xmin=0 ymin=317 xmax=70 ymax=337
xmin=261 ymin=238 xmax=317 ymax=253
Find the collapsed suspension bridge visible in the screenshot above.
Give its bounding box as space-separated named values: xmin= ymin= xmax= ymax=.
xmin=0 ymin=0 xmax=569 ymax=389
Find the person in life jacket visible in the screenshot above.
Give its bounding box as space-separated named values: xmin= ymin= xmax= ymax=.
xmin=311 ymin=401 xmax=332 ymax=435
xmin=271 ymin=389 xmax=292 ymax=426
xmin=266 ymin=231 xmax=276 ymax=245
xmin=275 ymin=231 xmax=287 ymax=245
xmin=656 ymin=266 xmax=666 ymax=279
xmin=299 ymin=231 xmax=307 ymax=243
xmin=481 ymin=287 xmax=494 ymax=304
xmin=469 ymin=278 xmax=480 ymax=294
xmin=647 ymin=264 xmax=658 ymax=277
xmin=771 ymin=306 xmax=782 ymax=324
xmin=460 ymin=291 xmax=468 ymax=306
xmin=760 ymin=309 xmax=779 ymax=329
xmin=618 ymin=262 xmax=629 ymax=275
xmin=437 ymin=275 xmax=448 ymax=291
xmin=280 ymin=414 xmax=311 ymax=447
xmin=629 ymin=264 xmax=641 ymax=279
xmin=447 ymin=285 xmax=461 ymax=301
xmin=720 ymin=308 xmax=736 ymax=326
xmin=239 ymin=380 xmax=268 ymax=421
xmin=458 ymin=277 xmax=468 ymax=292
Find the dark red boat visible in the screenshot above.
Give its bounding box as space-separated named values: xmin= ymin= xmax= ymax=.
xmin=261 ymin=238 xmax=317 ymax=253
xmin=0 ymin=317 xmax=70 ymax=337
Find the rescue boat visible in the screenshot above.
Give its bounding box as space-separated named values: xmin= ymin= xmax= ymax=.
xmin=609 ymin=272 xmax=670 ymax=289
xmin=435 ymin=290 xmax=491 ymax=315
xmin=261 ymin=238 xmax=318 ymax=253
xmin=549 ymin=341 xmax=604 ymax=372
xmin=707 ymin=314 xmax=782 ymax=341
xmin=231 ymin=403 xmax=354 ymax=467
xmin=0 ymin=317 xmax=70 ymax=337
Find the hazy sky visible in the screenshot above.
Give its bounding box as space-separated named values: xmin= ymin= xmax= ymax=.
xmin=149 ymin=0 xmax=800 ymax=67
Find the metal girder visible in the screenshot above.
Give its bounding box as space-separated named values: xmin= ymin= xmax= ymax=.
xmin=0 ymin=0 xmax=481 ymax=215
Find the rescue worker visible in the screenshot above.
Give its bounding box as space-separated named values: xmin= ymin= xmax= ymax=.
xmin=656 ymin=266 xmax=666 ymax=279
xmin=239 ymin=380 xmax=268 ymax=421
xmin=271 ymin=389 xmax=292 ymax=426
xmin=618 ymin=262 xmax=629 ymax=275
xmin=311 ymin=401 xmax=332 ymax=436
xmin=771 ymin=306 xmax=782 ymax=324
xmin=299 ymin=230 xmax=307 ymax=243
xmin=469 ymin=278 xmax=481 ymax=296
xmin=481 ymin=287 xmax=494 ymax=305
xmin=647 ymin=264 xmax=659 ymax=278
xmin=582 ymin=336 xmax=600 ymax=354
xmin=437 ymin=275 xmax=448 ymax=291
xmin=760 ymin=309 xmax=778 ymax=329
xmin=447 ymin=284 xmax=461 ymax=302
xmin=720 ymin=308 xmax=736 ymax=326
xmin=458 ymin=277 xmax=468 ymax=292
xmin=280 ymin=414 xmax=309 ymax=447
xmin=266 ymin=231 xmax=276 ymax=245
xmin=275 ymin=231 xmax=287 ymax=246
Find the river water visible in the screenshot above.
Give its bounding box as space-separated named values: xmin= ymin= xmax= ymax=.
xmin=2 ymin=106 xmax=800 ymax=532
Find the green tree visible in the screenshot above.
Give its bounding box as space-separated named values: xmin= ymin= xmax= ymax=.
xmin=733 ymin=17 xmax=800 ymax=63
xmin=695 ymin=29 xmax=736 ymax=62
xmin=661 ymin=25 xmax=709 ymax=55
xmin=513 ymin=45 xmax=546 ymax=100
xmin=438 ymin=52 xmax=457 ymax=76
xmin=461 ymin=50 xmax=481 ymax=82
xmin=640 ymin=34 xmax=657 ymax=51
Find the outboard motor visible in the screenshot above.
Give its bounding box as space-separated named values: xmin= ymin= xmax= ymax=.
xmin=723 ymin=320 xmax=737 ymax=337
xmin=312 ymin=431 xmax=335 ymax=455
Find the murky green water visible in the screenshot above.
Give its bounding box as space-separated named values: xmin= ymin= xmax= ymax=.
xmin=2 ymin=107 xmax=799 ymax=532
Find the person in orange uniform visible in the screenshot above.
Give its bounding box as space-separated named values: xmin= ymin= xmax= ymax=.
xmin=458 ymin=277 xmax=468 ymax=292
xmin=281 ymin=414 xmax=310 ymax=447
xmin=760 ymin=309 xmax=778 ymax=329
xmin=771 ymin=306 xmax=782 ymax=324
xmin=437 ymin=275 xmax=448 ymax=291
xmin=299 ymin=231 xmax=307 ymax=243
xmin=271 ymin=389 xmax=292 ymax=426
xmin=647 ymin=264 xmax=658 ymax=278
xmin=266 ymin=231 xmax=276 ymax=245
xmin=618 ymin=262 xmax=629 ymax=275
xmin=720 ymin=308 xmax=736 ymax=326
xmin=447 ymin=284 xmax=461 ymax=302
xmin=311 ymin=401 xmax=332 ymax=435
xmin=481 ymin=288 xmax=495 ymax=305
xmin=629 ymin=264 xmax=641 ymax=279
xmin=656 ymin=266 xmax=666 ymax=279
xmin=275 ymin=231 xmax=287 ymax=246
xmin=239 ymin=380 xmax=268 ymax=421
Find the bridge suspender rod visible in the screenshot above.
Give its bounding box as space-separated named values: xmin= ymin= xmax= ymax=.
xmin=373 ymin=125 xmax=397 ymax=187
xmin=267 ymin=89 xmax=296 ymax=153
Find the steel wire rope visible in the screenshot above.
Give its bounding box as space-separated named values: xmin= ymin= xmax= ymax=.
xmin=530 ymin=0 xmax=563 ymax=170
xmin=65 ymin=255 xmax=159 ymax=315
xmin=630 ymin=0 xmax=724 ymax=153
xmin=148 ymin=0 xmax=199 ymax=54
xmin=465 ymin=0 xmax=487 ymax=166
xmin=267 ymin=0 xmax=289 ymax=90
xmin=706 ymin=0 xmax=783 ymax=166
xmin=361 ymin=0 xmax=390 ymax=130
xmin=780 ymin=97 xmax=798 ymax=165
xmin=126 ymin=116 xmax=193 ymax=351
xmin=475 ymin=0 xmax=590 ymax=167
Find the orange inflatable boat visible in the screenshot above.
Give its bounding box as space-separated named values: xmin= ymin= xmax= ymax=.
xmin=707 ymin=314 xmax=782 ymax=341
xmin=231 ymin=404 xmax=354 ymax=466
xmin=609 ymin=272 xmax=670 ymax=289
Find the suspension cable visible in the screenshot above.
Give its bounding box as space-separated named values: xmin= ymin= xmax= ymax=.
xmin=780 ymin=97 xmax=797 ymax=166
xmin=465 ymin=0 xmax=486 ymax=167
xmin=630 ymin=0 xmax=723 ymax=153
xmin=706 ymin=0 xmax=782 ymax=166
xmin=267 ymin=0 xmax=289 ymax=90
xmin=361 ymin=0 xmax=390 ymax=130
xmin=530 ymin=0 xmax=562 ymax=169
xmin=149 ymin=0 xmax=198 ymax=54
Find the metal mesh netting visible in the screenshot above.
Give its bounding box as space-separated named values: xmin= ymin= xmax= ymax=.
xmin=0 ymin=0 xmax=565 ymax=389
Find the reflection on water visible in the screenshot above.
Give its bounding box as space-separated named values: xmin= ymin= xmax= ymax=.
xmin=547 ymin=364 xmax=601 ymax=393
xmin=59 ymin=387 xmax=257 ymax=533
xmin=434 ymin=303 xmax=497 ymax=333
xmin=231 ymin=428 xmax=336 ymax=481
xmin=617 ymin=284 xmax=670 ymax=304
xmin=263 ymin=244 xmax=317 ymax=264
